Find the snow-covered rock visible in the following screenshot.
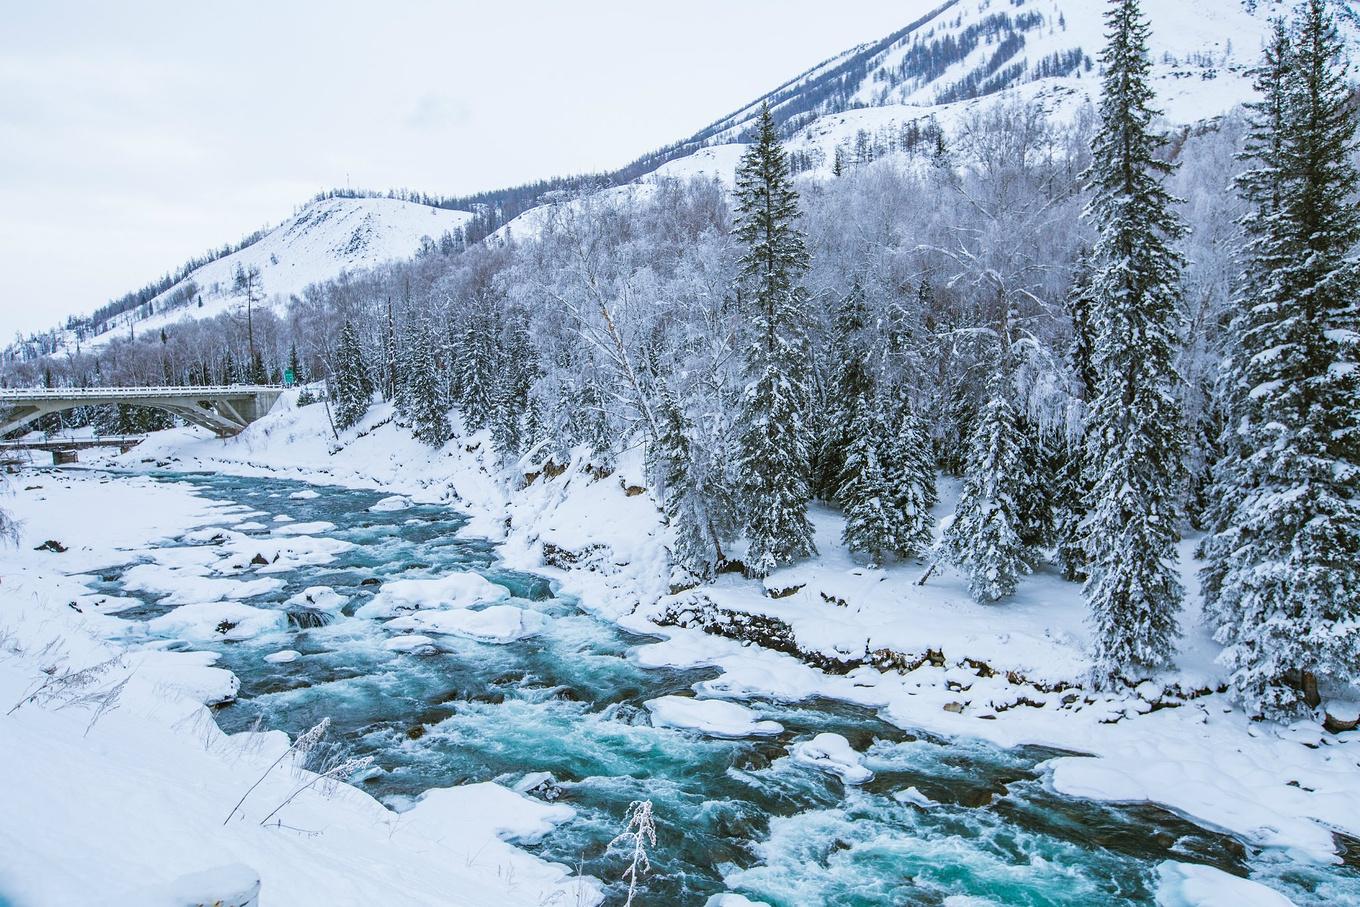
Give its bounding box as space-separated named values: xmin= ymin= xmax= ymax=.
xmin=147 ymin=602 xmax=287 ymax=642
xmin=1154 ymin=861 xmax=1296 ymax=907
xmin=385 ymin=605 xmax=549 ymax=644
xmin=354 ymin=573 xmax=510 ymax=619
xmin=788 ymin=733 xmax=873 ymax=785
xmin=263 ymin=649 xmax=300 ymax=664
xmin=401 ymin=782 xmax=575 ymax=846
xmin=283 ymin=585 xmax=349 ymax=613
xmin=644 ymin=695 xmax=783 ymax=738
xmin=369 ymin=495 xmax=413 ymax=512
xmin=383 ymin=634 xmax=440 ymax=653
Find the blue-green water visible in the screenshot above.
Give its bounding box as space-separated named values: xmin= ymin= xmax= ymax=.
xmin=85 ymin=471 xmax=1359 ymax=906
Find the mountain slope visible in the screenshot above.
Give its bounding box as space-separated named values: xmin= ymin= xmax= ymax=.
xmin=22 ymin=196 xmax=471 ymax=358
xmin=13 ymin=0 xmax=1357 ymax=363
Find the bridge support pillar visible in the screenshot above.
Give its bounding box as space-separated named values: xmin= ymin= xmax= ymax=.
xmin=53 ymin=449 xmax=78 ymax=465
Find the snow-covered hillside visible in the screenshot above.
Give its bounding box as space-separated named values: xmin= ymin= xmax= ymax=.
xmin=492 ymin=0 xmax=1357 ymax=242
xmin=21 ymin=0 xmax=1360 ymax=355
xmin=56 ymin=196 xmax=471 ymax=354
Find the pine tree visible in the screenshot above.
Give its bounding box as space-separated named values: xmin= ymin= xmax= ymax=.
xmin=331 ymin=320 xmax=371 ymax=431
xmin=657 ymin=400 xmax=734 ymax=587
xmin=836 ymin=398 xmax=898 ymax=566
xmin=732 ymin=104 xmax=817 ymax=578
xmin=1201 ymin=1 xmax=1360 ymax=716
xmin=455 ymin=301 xmax=495 ymax=432
xmin=1054 ymin=253 xmax=1099 ymax=581
xmin=881 ymin=390 xmax=937 ymax=559
xmin=941 ymin=370 xmax=1033 ymax=602
xmin=1081 ymin=0 xmax=1188 ymax=683
xmin=407 ymin=319 xmax=450 ymax=447
xmin=813 ymin=282 xmax=871 ymax=499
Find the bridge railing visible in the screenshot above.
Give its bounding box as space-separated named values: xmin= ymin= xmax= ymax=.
xmin=0 ymin=385 xmax=283 ymax=400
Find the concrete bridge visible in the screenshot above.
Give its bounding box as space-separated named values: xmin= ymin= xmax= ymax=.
xmin=0 ymin=386 xmax=284 ymax=438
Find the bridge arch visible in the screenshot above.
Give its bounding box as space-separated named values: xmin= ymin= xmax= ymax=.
xmin=0 ymin=386 xmax=284 ymax=438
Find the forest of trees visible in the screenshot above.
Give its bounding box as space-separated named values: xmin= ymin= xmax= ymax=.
xmin=8 ymin=1 xmax=1358 ymax=716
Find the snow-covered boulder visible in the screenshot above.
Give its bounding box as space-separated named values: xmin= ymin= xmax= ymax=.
xmin=384 ymin=634 xmax=441 ymax=653
xmin=369 ymin=495 xmax=413 ymax=512
xmin=264 ymin=649 xmax=300 ymax=664
xmin=1154 ymin=861 xmax=1295 ymax=907
xmin=789 ymin=733 xmax=873 ymax=785
xmin=355 ymin=573 xmax=510 ymax=619
xmin=401 ymin=783 xmax=574 ymax=846
xmin=283 ymin=585 xmax=349 ymax=613
xmin=644 ymin=696 xmax=783 ymax=738
xmin=385 ymin=605 xmax=548 ymax=644
xmin=147 ymin=602 xmax=287 ymax=642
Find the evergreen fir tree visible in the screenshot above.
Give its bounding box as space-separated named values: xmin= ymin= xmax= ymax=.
xmin=1201 ymin=1 xmax=1360 ymax=716
xmin=813 ymin=282 xmax=871 ymax=499
xmin=455 ymin=302 xmax=495 ymax=431
xmin=331 ymin=319 xmax=371 ymax=431
xmin=836 ymin=398 xmax=897 ymax=566
xmin=941 ymin=370 xmax=1033 ymax=602
xmin=1054 ymin=252 xmax=1099 ymax=581
xmin=881 ymin=389 xmax=937 ymax=559
xmin=287 ymin=341 xmax=303 ymax=386
xmin=407 ymin=319 xmax=450 ymax=447
xmin=657 ymin=400 xmax=733 ymax=587
xmin=732 ymin=104 xmax=817 ymax=577
xmin=1081 ymin=0 xmax=1188 ymax=683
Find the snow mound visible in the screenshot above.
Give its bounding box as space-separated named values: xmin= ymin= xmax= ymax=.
xmin=385 ymin=606 xmax=549 ymax=644
xmin=283 ymin=586 xmax=349 ymax=613
xmin=384 ymin=634 xmax=440 ymax=653
xmin=355 ymin=573 xmax=510 ymax=619
xmin=147 ymin=602 xmax=287 ymax=642
xmin=369 ymin=495 xmax=413 ymax=512
xmin=288 ymin=490 xmax=321 ymax=500
xmin=789 ymin=733 xmax=873 ymax=785
xmin=121 ymin=564 xmax=283 ymax=604
xmin=644 ymin=695 xmax=784 ymax=738
xmin=272 ymin=520 xmax=337 ymax=536
xmin=1154 ymin=861 xmax=1296 ymax=907
xmin=264 ymin=650 xmax=300 ymax=664
xmin=706 ymin=895 xmax=771 ymax=907
xmin=893 ymin=786 xmax=939 ymax=808
xmin=401 ymin=782 xmax=574 ymax=846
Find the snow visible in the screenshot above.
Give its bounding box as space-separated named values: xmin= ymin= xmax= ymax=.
xmin=893 ymin=786 xmax=939 ymax=808
xmin=282 ymin=585 xmax=349 ymax=613
xmin=369 ymin=494 xmax=413 ymax=512
xmin=385 ymin=605 xmax=550 ymax=644
xmin=788 ymin=733 xmax=873 ymax=785
xmin=263 ymin=649 xmax=300 ymax=664
xmin=1155 ymin=861 xmax=1297 ymax=907
xmin=399 ymin=782 xmax=576 ymax=847
xmin=146 ymin=601 xmax=288 ymax=642
xmin=383 ymin=634 xmax=440 ymax=653
xmin=353 ymin=573 xmax=510 ymax=618
xmin=644 ymin=695 xmax=784 ymax=738
xmin=61 ymin=197 xmax=474 ymax=355
xmin=0 ymin=469 xmax=601 ymax=907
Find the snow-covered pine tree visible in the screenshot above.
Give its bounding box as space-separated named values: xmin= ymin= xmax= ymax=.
xmin=330 ymin=319 xmax=371 ymax=431
xmin=657 ymin=399 xmax=732 ymax=587
xmin=1081 ymin=0 xmax=1188 ymax=683
xmin=813 ymin=282 xmax=872 ymax=500
xmin=454 ymin=300 xmax=495 ymax=432
xmin=1054 ymin=252 xmax=1099 ymax=581
xmin=406 ymin=319 xmax=450 ymax=447
xmin=1202 ymin=1 xmax=1360 ymax=716
xmin=836 ymin=397 xmax=898 ymax=566
xmin=941 ymin=368 xmax=1033 ymax=602
xmin=732 ymin=104 xmax=817 ymax=577
xmin=881 ymin=388 xmax=937 ymax=559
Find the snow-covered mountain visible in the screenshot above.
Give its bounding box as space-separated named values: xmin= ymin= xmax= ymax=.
xmin=16 ymin=0 xmax=1357 ymax=361
xmin=29 ymin=196 xmax=472 ymax=356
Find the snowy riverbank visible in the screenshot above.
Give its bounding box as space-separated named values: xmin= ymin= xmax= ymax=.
xmin=0 ymin=470 xmax=601 ymax=906
xmin=6 ymin=391 xmax=1359 ymax=904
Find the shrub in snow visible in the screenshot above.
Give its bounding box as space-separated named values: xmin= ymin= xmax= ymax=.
xmin=607 ymin=799 xmax=656 ymax=907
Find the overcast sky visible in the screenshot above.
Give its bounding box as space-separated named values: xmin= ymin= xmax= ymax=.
xmin=0 ymin=1 xmax=926 ymax=338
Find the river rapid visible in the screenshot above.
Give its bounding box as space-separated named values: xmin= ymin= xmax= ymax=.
xmin=90 ymin=470 xmax=1358 ymax=906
